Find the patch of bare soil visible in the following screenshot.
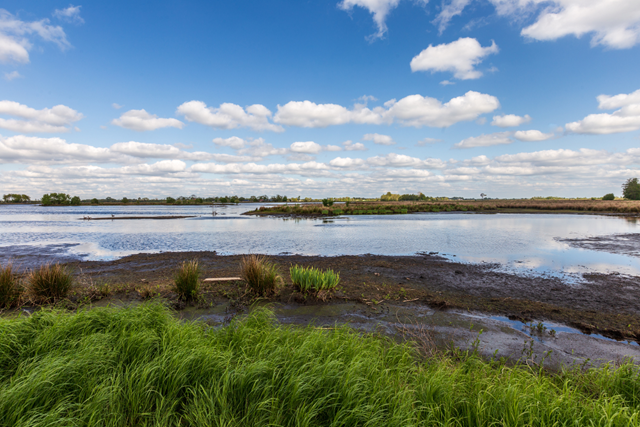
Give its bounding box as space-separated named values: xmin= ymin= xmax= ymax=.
xmin=558 ymin=233 xmax=640 ymax=257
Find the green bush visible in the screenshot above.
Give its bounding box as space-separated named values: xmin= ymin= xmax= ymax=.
xmin=0 ymin=263 xmax=20 ymax=308
xmin=290 ymin=265 xmax=340 ymax=293
xmin=166 ymin=197 xmax=176 ymax=203
xmin=333 ymin=209 xmax=343 ymax=215
xmin=174 ymin=259 xmax=201 ymax=300
xmin=90 ymin=198 xmax=99 ymax=204
xmin=603 ymin=193 xmax=615 ymax=200
xmin=27 ymin=263 xmax=73 ymax=303
xmin=322 ymin=209 xmax=329 ymax=215
xmin=322 ymin=198 xmax=334 ymax=207
xmin=241 ymin=255 xmax=282 ymax=296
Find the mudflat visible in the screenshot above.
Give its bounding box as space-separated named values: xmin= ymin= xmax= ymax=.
xmin=70 ymin=251 xmax=640 ymax=343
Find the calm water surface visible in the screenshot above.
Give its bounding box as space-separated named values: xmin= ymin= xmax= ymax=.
xmin=1 ymin=204 xmax=639 ymax=278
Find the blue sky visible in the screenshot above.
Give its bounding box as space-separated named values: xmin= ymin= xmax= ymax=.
xmin=1 ymin=0 xmax=639 ymax=199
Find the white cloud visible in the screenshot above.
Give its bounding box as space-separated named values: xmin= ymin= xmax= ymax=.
xmin=411 ymin=38 xmax=499 ymax=80
xmin=367 ymin=153 xmax=430 ymax=168
xmin=454 ymin=131 xmax=513 ymax=148
xmin=290 ymin=141 xmax=323 ymax=154
xmin=3 ymin=70 xmax=21 ymax=80
xmin=385 ymin=91 xmax=500 ymax=127
xmin=440 ymin=80 xmax=455 ymax=86
xmin=329 ymin=157 xmax=366 ymax=168
xmin=238 ymin=138 xmax=288 ymax=158
xmin=363 ymin=133 xmax=395 ymax=145
xmin=176 ymin=100 xmax=284 ymax=132
xmin=565 ymin=89 xmax=640 ymax=134
xmin=0 ymin=9 xmax=70 ymax=64
xmin=491 ymin=114 xmax=532 ymax=127
xmin=432 ymin=0 xmax=473 ymax=34
xmin=343 ymin=140 xmax=367 ymax=151
xmin=110 ymin=141 xmax=182 ymax=158
xmin=111 ymin=109 xmax=184 ymax=132
xmin=325 ymin=144 xmax=342 ymax=151
xmin=513 ymin=130 xmax=554 ymax=141
xmin=338 ymin=0 xmax=401 ymax=39
xmin=112 ymin=103 xmax=123 ymax=110
xmin=520 ymin=0 xmax=640 ymax=49
xmin=213 ymin=136 xmax=246 ymax=150
xmin=0 ymin=135 xmax=116 ymax=163
xmin=276 ymin=91 xmax=499 ymax=128
xmin=53 ymin=5 xmax=84 ymax=24
xmin=0 ymin=100 xmax=83 ymax=133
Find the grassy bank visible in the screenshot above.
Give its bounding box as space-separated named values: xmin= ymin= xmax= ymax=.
xmin=0 ymin=303 xmax=639 ymax=426
xmin=246 ymin=199 xmax=640 ymax=216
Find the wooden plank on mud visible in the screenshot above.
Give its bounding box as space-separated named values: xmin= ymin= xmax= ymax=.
xmin=203 ymin=277 xmax=242 ymax=282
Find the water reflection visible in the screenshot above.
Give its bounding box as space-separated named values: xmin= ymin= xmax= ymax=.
xmin=0 ymin=204 xmax=639 ymax=278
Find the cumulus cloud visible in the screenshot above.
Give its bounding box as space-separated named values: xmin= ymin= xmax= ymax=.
xmin=454 ymin=131 xmax=513 ymax=148
xmin=491 ymin=114 xmax=532 ymax=127
xmin=363 ymin=133 xmax=395 ymax=145
xmin=0 ymin=135 xmax=116 ymax=163
xmin=343 ymin=140 xmax=367 ymax=151
xmin=0 ymin=100 xmax=83 ymax=133
xmin=513 ymin=130 xmax=554 ymax=141
xmin=520 ymin=0 xmax=640 ymax=49
xmin=111 ymin=109 xmax=184 ymax=132
xmin=0 ymin=9 xmax=70 ymax=64
xmin=53 ymin=5 xmax=84 ymax=24
xmin=416 ymin=137 xmax=441 ymax=146
xmin=290 ymin=141 xmax=323 ymax=154
xmin=275 ymin=91 xmax=499 ymax=128
xmin=213 ymin=136 xmax=246 ymax=150
xmin=338 ymin=0 xmax=401 ymax=40
xmin=329 ymin=157 xmax=366 ymax=168
xmin=3 ymin=70 xmax=21 ymax=80
xmin=565 ymin=88 xmax=640 ymax=134
xmin=411 ymin=38 xmax=498 ymax=80
xmin=325 ymin=145 xmax=342 ymax=151
xmin=176 ymin=100 xmax=284 ymax=132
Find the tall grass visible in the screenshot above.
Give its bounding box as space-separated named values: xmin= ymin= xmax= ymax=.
xmin=0 ymin=303 xmax=638 ymax=426
xmin=290 ymin=264 xmax=340 ymax=293
xmin=0 ymin=263 xmax=20 ymax=308
xmin=173 ymin=259 xmax=200 ymax=300
xmin=240 ymin=254 xmax=282 ymax=295
xmin=26 ymin=262 xmax=72 ymax=303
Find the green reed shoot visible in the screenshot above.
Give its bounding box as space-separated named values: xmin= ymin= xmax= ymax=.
xmin=290 ymin=264 xmax=340 ymax=293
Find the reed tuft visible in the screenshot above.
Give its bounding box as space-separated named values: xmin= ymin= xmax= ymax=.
xmin=0 ymin=263 xmax=20 ymax=308
xmin=174 ymin=259 xmax=201 ymax=300
xmin=240 ymin=254 xmax=282 ymax=295
xmin=290 ymin=264 xmax=340 ymax=293
xmin=27 ymin=263 xmax=73 ymax=302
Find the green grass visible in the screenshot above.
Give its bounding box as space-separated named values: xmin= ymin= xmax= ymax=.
xmin=173 ymin=259 xmax=201 ymax=300
xmin=240 ymin=254 xmax=282 ymax=296
xmin=26 ymin=262 xmax=73 ymax=303
xmin=0 ymin=263 xmax=20 ymax=308
xmin=290 ymin=264 xmax=340 ymax=293
xmin=0 ymin=303 xmax=639 ymax=426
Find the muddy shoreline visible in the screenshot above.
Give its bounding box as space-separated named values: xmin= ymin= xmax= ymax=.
xmin=49 ymin=251 xmax=640 ymax=344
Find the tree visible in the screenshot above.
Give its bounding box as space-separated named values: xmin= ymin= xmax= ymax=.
xmin=480 ymin=193 xmax=487 ymax=199
xmin=70 ymin=196 xmax=81 ymax=206
xmin=122 ymin=197 xmax=129 ymax=204
xmin=622 ymin=178 xmax=640 ymax=200
xmin=166 ymin=197 xmax=175 ymax=204
xmin=91 ymin=198 xmax=100 ymax=204
xmin=322 ymin=198 xmax=334 ymax=207
xmin=41 ymin=193 xmax=71 ymax=206
xmin=602 ymin=193 xmax=615 ymax=200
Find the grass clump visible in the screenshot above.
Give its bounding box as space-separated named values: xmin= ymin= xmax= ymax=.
xmin=27 ymin=262 xmax=72 ymax=303
xmin=173 ymin=259 xmax=200 ymax=300
xmin=0 ymin=303 xmax=640 ymax=426
xmin=0 ymin=263 xmax=20 ymax=308
xmin=240 ymin=254 xmax=282 ymax=295
xmin=290 ymin=264 xmax=340 ymax=293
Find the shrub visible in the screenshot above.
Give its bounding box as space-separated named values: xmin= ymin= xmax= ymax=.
xmin=240 ymin=255 xmax=282 ymax=295
xmin=322 ymin=210 xmax=329 ymax=215
xmin=603 ymin=193 xmax=615 ymax=200
xmin=27 ymin=263 xmax=73 ymax=303
xmin=0 ymin=263 xmax=20 ymax=308
xmin=174 ymin=259 xmax=201 ymax=300
xmin=322 ymin=198 xmax=334 ymax=207
xmin=166 ymin=197 xmax=176 ymax=203
xmin=70 ymin=196 xmax=81 ymax=206
xmin=90 ymin=198 xmax=99 ymax=204
xmin=334 ymin=209 xmax=343 ymax=215
xmin=290 ymin=265 xmax=340 ymax=293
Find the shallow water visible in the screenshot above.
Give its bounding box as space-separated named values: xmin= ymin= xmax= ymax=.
xmin=1 ymin=203 xmax=639 ymax=278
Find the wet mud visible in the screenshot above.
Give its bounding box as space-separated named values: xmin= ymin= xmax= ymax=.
xmin=559 ymin=233 xmax=640 ymax=257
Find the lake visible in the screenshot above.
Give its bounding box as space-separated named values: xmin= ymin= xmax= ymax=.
xmin=1 ymin=203 xmax=639 ymax=278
